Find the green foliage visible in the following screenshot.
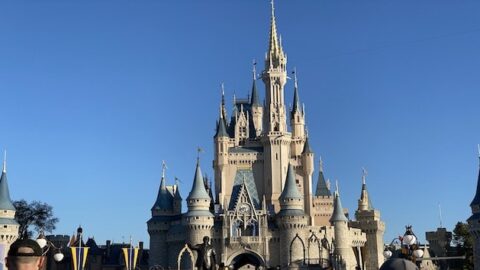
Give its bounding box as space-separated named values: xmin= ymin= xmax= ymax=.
xmin=453 ymin=221 xmax=474 ymax=270
xmin=13 ymin=200 xmax=59 ymax=239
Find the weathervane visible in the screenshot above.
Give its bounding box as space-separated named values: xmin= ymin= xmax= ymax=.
xmin=162 ymin=160 xmax=168 ymax=178
xmin=361 ymin=167 xmax=368 ymax=185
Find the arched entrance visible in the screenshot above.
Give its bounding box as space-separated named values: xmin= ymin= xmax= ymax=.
xmin=228 ymin=252 xmax=265 ymax=270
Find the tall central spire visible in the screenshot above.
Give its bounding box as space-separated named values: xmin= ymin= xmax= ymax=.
xmin=266 ymin=0 xmax=285 ymax=70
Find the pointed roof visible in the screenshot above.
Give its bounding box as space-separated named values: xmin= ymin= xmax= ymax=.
xmin=0 ymin=153 xmax=15 ymax=211
xmin=187 ymin=160 xmax=210 ymax=200
xmin=250 ymin=62 xmax=261 ymax=107
xmin=279 ymin=163 xmax=303 ymax=200
xmin=268 ymin=0 xmax=282 ymax=57
xmin=330 ymin=186 xmax=348 ymax=222
xmin=215 ymin=114 xmax=229 ymax=138
xmin=291 ymin=69 xmax=301 ymax=115
xmin=359 ymin=170 xmax=374 ymax=210
xmin=151 ymin=176 xmax=174 ymax=211
xmin=315 ymin=159 xmax=331 ymax=196
xmin=470 ymin=158 xmax=480 ymax=207
xmin=174 ymin=179 xmax=182 ymax=200
xmin=302 ymin=137 xmax=313 ymax=154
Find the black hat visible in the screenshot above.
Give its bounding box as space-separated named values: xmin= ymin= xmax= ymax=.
xmin=8 ymin=239 xmax=43 ymax=257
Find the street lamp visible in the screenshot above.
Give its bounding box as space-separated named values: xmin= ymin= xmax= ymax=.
xmin=36 ymin=232 xmax=64 ymax=262
xmin=384 ymin=226 xmax=424 ymax=263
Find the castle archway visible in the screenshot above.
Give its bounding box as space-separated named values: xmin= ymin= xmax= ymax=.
xmin=226 ymin=250 xmax=265 ymax=269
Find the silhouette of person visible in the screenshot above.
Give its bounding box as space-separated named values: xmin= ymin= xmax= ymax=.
xmin=188 ymin=236 xmax=216 ymax=270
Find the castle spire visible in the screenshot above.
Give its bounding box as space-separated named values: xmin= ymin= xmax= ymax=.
xmin=330 ymin=182 xmax=348 ymax=222
xmin=279 ymin=163 xmax=303 ymax=201
xmin=250 ymin=61 xmax=261 ymax=107
xmin=0 ymin=150 xmax=14 ymax=211
xmin=315 ymin=157 xmax=331 ymax=197
xmin=187 ymin=157 xmax=210 ymax=200
xmin=265 ymin=0 xmax=285 ymax=70
xmin=470 ymin=145 xmax=480 ymax=208
xmin=358 ymin=167 xmax=373 ymax=211
xmin=291 ymin=68 xmax=301 ymax=115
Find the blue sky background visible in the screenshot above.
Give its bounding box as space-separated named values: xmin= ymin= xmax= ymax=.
xmin=1 ymin=0 xmax=480 ymax=246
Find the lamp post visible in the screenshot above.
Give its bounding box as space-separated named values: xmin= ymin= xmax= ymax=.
xmin=36 ymin=232 xmax=64 ymax=262
xmin=383 ymin=226 xmax=424 ymax=264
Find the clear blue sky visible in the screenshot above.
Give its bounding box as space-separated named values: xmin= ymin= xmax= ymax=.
xmin=1 ymin=0 xmax=480 ymax=246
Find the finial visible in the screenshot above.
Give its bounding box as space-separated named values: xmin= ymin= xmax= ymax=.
xmin=161 ymin=160 xmax=167 ymax=179
xmin=292 ymin=68 xmax=298 ymax=89
xmin=175 ymin=177 xmax=180 ymax=186
xmin=221 ymin=82 xmax=225 ymax=98
xmin=252 ymin=59 xmax=257 ymax=80
xmin=361 ymin=167 xmax=367 ymax=185
xmin=197 ymin=147 xmax=203 ymax=163
xmin=233 ymin=91 xmax=236 ymax=104
xmin=326 ymin=179 xmax=331 ymax=190
xmin=438 ymin=203 xmax=443 ymax=228
xmin=335 ymin=180 xmax=339 ymax=196
xmin=477 ymin=144 xmax=480 ymax=166
xmin=2 ymin=150 xmax=6 ymax=173
xmin=302 ymin=103 xmax=305 ymax=114
xmin=270 ymin=0 xmax=275 ymax=17
xmin=305 ymin=126 xmax=309 ymax=137
xmin=319 ymin=157 xmax=323 ymax=172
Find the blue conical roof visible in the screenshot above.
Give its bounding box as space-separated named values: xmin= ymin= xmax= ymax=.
xmin=315 ymin=170 xmax=331 ymax=197
xmin=250 ymin=79 xmax=261 ymax=107
xmin=215 ymin=115 xmax=229 ymax=138
xmin=151 ymin=176 xmax=174 ymax=211
xmin=187 ymin=161 xmax=210 ymax=200
xmin=471 ymin=168 xmax=480 ymax=207
xmin=0 ymin=171 xmax=15 ymax=211
xmin=291 ymin=84 xmax=301 ymax=115
xmin=279 ymin=163 xmax=303 ymax=200
xmin=330 ymin=192 xmax=348 ymax=222
xmin=302 ymin=137 xmax=313 ymax=154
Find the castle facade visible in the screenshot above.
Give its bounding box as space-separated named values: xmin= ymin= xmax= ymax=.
xmin=147 ymin=3 xmax=385 ymax=269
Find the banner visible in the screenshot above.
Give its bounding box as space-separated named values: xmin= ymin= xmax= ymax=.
xmin=122 ymin=247 xmax=139 ymax=270
xmin=70 ymin=247 xmax=89 ymax=270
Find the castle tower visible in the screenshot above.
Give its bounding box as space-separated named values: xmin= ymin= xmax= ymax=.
xmin=261 ymin=0 xmax=292 ymax=211
xmin=290 ymin=71 xmax=305 ymax=155
xmin=173 ymin=179 xmax=182 ymax=214
xmin=301 ymin=137 xmax=314 ymax=224
xmin=330 ymin=185 xmax=352 ymax=270
xmin=0 ymin=153 xmax=19 ymax=269
xmin=352 ymin=170 xmax=385 ymax=270
xmin=214 ymin=111 xmax=230 ymax=209
xmin=468 ymin=147 xmax=480 ymax=269
xmin=277 ymin=164 xmax=307 ymax=268
xmin=250 ymin=62 xmax=263 ymax=137
xmin=147 ymin=162 xmax=175 ymax=268
xmin=184 ymin=160 xmax=214 ymax=245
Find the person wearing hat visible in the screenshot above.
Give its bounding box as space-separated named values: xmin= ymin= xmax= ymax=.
xmin=5 ymin=239 xmax=44 ymax=270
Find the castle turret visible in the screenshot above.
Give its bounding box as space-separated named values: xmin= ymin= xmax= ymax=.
xmin=0 ymin=153 xmax=19 ymax=268
xmin=290 ymin=70 xmax=305 ymax=145
xmin=147 ymin=162 xmax=174 ymax=268
xmin=352 ymin=169 xmax=385 ymax=270
xmin=277 ymin=164 xmax=307 ymax=268
xmin=250 ymin=62 xmax=263 ymax=137
xmin=301 ymin=137 xmax=314 ymax=224
xmin=468 ymin=147 xmax=480 ymax=269
xmin=330 ymin=184 xmax=351 ymax=270
xmin=184 ymin=160 xmax=214 ymax=245
xmin=214 ymin=111 xmax=230 ymax=210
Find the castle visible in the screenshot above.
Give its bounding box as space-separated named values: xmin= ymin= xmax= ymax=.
xmin=147 ymin=2 xmax=385 ymax=269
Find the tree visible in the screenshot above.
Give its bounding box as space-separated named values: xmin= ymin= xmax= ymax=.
xmin=453 ymin=221 xmax=474 ymax=270
xmin=13 ymin=200 xmax=59 ymax=239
